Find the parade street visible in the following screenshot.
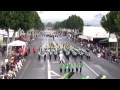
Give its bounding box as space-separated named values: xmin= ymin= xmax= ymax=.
xmin=15 ymin=34 xmax=120 ymax=79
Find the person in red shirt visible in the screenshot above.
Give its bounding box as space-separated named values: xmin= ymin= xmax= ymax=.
xmin=33 ymin=47 xmax=36 ymax=54
xmin=18 ymin=47 xmax=23 ymax=54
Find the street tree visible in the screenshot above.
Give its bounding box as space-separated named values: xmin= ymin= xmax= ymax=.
xmin=54 ymin=22 xmax=62 ymax=29
xmin=33 ymin=11 xmax=45 ymax=30
xmin=46 ymin=22 xmax=53 ymax=27
xmin=66 ymin=15 xmax=84 ymax=32
xmin=65 ymin=15 xmax=84 ymax=41
xmin=101 ymin=11 xmax=119 ymax=56
xmin=0 ymin=11 xmax=18 ymax=44
xmin=61 ymin=20 xmax=67 ymax=29
xmin=0 ymin=11 xmax=44 ymax=42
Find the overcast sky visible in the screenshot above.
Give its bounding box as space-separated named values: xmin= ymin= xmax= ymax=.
xmin=37 ymin=11 xmax=110 ymax=26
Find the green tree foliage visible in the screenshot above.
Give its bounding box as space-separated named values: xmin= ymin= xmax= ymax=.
xmin=61 ymin=20 xmax=67 ymax=29
xmin=66 ymin=15 xmax=84 ymax=31
xmin=54 ymin=22 xmax=62 ymax=29
xmin=101 ymin=11 xmax=119 ymax=34
xmin=100 ymin=11 xmax=120 ymax=56
xmin=0 ymin=11 xmax=19 ymax=43
xmin=54 ymin=15 xmax=84 ymax=32
xmin=46 ymin=22 xmax=53 ymax=27
xmin=114 ymin=11 xmax=120 ymax=36
xmin=33 ymin=11 xmax=45 ymax=30
xmin=0 ymin=11 xmax=44 ymax=42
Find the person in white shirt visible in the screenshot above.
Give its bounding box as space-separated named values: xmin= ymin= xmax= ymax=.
xmin=59 ymin=52 xmax=65 ymax=63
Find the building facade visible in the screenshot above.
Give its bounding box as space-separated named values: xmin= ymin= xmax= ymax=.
xmin=18 ymin=29 xmax=41 ymax=39
xmin=0 ymin=28 xmax=41 ymax=45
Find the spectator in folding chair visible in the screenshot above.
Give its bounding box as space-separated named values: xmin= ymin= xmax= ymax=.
xmin=6 ymin=62 xmax=10 ymax=73
xmin=7 ymin=70 xmax=16 ymax=79
xmin=1 ymin=64 xmax=6 ymax=75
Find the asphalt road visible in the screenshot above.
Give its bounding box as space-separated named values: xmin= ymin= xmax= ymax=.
xmin=15 ymin=34 xmax=120 ymax=79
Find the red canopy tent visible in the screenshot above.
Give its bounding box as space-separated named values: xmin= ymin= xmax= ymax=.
xmin=18 ymin=47 xmax=23 ymax=53
xmin=17 ymin=36 xmax=28 ymax=42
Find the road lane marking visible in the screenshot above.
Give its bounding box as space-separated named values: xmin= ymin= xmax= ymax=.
xmin=61 ymin=37 xmax=99 ymax=77
xmin=82 ymin=61 xmax=99 ymax=76
xmin=47 ymin=59 xmax=51 ymax=79
xmin=19 ymin=60 xmax=31 ymax=79
xmin=50 ymin=70 xmax=62 ymax=78
xmin=46 ymin=36 xmax=52 ymax=79
xmin=52 ymin=61 xmax=59 ymax=63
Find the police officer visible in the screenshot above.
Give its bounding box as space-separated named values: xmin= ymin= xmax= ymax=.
xmin=1 ymin=64 xmax=5 ymax=75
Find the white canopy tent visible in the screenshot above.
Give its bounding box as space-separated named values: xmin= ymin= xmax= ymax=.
xmin=7 ymin=40 xmax=27 ymax=56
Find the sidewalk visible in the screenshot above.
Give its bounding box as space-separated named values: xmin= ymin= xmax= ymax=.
xmin=67 ymin=36 xmax=120 ymax=67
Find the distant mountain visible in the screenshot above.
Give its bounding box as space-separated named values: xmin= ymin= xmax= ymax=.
xmin=43 ymin=13 xmax=105 ymax=26
xmin=84 ymin=13 xmax=104 ymax=26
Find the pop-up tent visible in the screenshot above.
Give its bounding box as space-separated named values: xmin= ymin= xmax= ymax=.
xmin=17 ymin=36 xmax=29 ymax=42
xmin=7 ymin=40 xmax=27 ymax=56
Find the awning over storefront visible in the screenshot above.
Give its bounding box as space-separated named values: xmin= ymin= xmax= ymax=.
xmin=99 ymin=38 xmax=117 ymax=43
xmin=99 ymin=38 xmax=108 ymax=43
xmin=109 ymin=38 xmax=117 ymax=42
xmin=78 ymin=35 xmax=93 ymax=41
